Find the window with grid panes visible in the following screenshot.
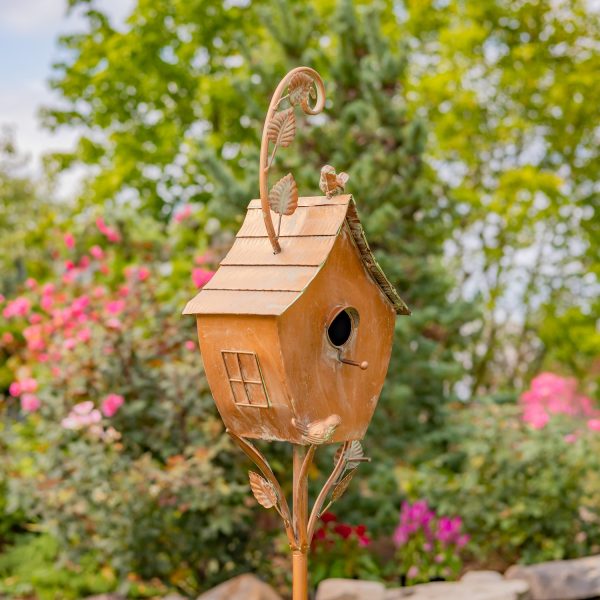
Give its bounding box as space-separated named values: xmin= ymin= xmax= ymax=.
xmin=221 ymin=350 xmax=270 ymax=407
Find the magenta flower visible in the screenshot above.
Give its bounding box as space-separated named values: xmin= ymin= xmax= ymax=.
xmin=137 ymin=266 xmax=150 ymax=281
xmin=101 ymin=394 xmax=124 ymax=418
xmin=106 ymin=300 xmax=126 ymax=315
xmin=192 ymin=268 xmax=215 ymax=288
xmin=9 ymin=381 xmax=22 ymax=397
xmin=64 ymin=233 xmax=75 ymax=249
xmin=90 ymin=245 xmax=104 ymax=260
xmin=588 ymin=419 xmax=600 ymax=432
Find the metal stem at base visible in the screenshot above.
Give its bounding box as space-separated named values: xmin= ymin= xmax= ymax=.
xmin=292 ymin=549 xmax=308 ymax=600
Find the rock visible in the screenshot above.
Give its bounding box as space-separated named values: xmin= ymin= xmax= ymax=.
xmin=505 ymin=555 xmax=600 ymax=600
xmin=461 ymin=571 xmax=504 ymax=584
xmin=383 ymin=579 xmax=529 ymax=600
xmin=316 ymin=578 xmax=386 ymax=600
xmin=196 ymin=574 xmax=282 ymax=600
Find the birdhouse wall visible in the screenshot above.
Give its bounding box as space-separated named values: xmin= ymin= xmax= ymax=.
xmin=278 ymin=223 xmax=396 ymax=443
xmin=195 ymin=314 xmax=295 ymax=441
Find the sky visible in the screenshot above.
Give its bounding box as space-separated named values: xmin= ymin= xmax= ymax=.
xmin=0 ymin=0 xmax=133 ymax=187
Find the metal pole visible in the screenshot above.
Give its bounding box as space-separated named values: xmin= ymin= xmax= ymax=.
xmin=292 ymin=445 xmax=309 ymax=600
xmin=292 ymin=549 xmax=308 ymax=600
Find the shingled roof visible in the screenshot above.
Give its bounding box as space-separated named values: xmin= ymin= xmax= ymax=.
xmin=182 ymin=195 xmax=410 ymax=317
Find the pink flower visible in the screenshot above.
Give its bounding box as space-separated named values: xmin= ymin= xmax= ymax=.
xmin=63 ymin=338 xmax=77 ymax=350
xmin=79 ymin=255 xmax=90 ymax=268
xmin=21 ymin=394 xmax=40 ymax=413
xmin=25 ymin=278 xmax=37 ymax=289
xmin=9 ymin=381 xmax=22 ymax=397
xmin=101 ymin=393 xmax=124 ymax=417
xmin=174 ymin=204 xmax=193 ymax=223
xmin=2 ymin=332 xmax=14 ymax=345
xmin=77 ymin=327 xmax=92 ymax=342
xmin=105 ymin=318 xmax=122 ymax=330
xmin=106 ymin=300 xmax=125 ymax=315
xmin=20 ymin=377 xmax=37 ymax=393
xmin=90 ymin=245 xmax=104 ymax=260
xmin=588 ymin=419 xmax=600 ymax=432
xmin=185 ymin=340 xmax=196 ymax=351
xmin=73 ymin=401 xmax=94 ymax=415
xmin=3 ymin=296 xmax=31 ymax=318
xmin=96 ymin=217 xmax=121 ymax=243
xmin=64 ymin=233 xmax=75 ymax=249
xmin=192 ymin=268 xmax=214 ymax=288
xmin=564 ymin=433 xmax=579 ymax=443
xmin=137 ymin=266 xmax=150 ymax=281
xmin=407 ymin=566 xmax=419 ymax=580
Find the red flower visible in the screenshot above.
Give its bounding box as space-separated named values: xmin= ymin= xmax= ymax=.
xmin=333 ymin=523 xmax=353 ymax=539
xmin=320 ymin=512 xmax=337 ymax=524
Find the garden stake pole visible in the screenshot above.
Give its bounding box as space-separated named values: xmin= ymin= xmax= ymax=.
xmin=292 ymin=444 xmax=308 ymax=600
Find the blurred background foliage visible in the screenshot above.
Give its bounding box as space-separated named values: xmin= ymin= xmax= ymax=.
xmin=0 ymin=0 xmax=599 ymax=597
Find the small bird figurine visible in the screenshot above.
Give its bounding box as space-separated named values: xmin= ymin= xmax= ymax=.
xmin=319 ymin=165 xmax=350 ymax=198
xmin=291 ymin=414 xmax=342 ymax=445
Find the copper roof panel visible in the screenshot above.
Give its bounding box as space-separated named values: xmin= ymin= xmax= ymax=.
xmin=204 ymin=265 xmax=318 ymax=292
xmin=183 ymin=289 xmax=299 ymax=315
xmin=221 ymin=236 xmax=336 ymax=267
xmin=237 ymin=204 xmax=347 ymax=238
xmin=246 ymin=195 xmax=351 ymax=209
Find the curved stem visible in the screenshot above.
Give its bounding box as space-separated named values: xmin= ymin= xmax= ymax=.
xmin=293 ymin=444 xmax=316 ymax=548
xmin=259 ymin=66 xmax=326 ymax=254
xmin=306 ymin=441 xmax=350 ymax=543
xmin=227 ymin=430 xmax=296 ymax=546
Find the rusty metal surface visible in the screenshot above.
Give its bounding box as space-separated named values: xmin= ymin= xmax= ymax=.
xmin=181 ymin=66 xmax=413 ymax=600
xmin=204 ymin=265 xmax=318 ymax=292
xmin=237 ymin=203 xmax=347 ymax=238
xmin=247 ymin=195 xmax=350 ymax=209
xmin=183 ymin=289 xmax=299 ymax=315
xmin=258 ymin=67 xmax=326 ymax=254
xmin=221 ymin=236 xmax=336 ymax=267
xmin=184 ymin=194 xmax=409 ymax=317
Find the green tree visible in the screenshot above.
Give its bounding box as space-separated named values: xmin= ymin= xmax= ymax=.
xmin=405 ymin=0 xmax=600 ymax=396
xmin=44 ymin=0 xmax=476 ymax=459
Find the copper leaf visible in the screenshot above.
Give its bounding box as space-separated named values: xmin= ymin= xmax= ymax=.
xmin=248 ymin=471 xmax=278 ymax=509
xmin=268 ymin=173 xmax=298 ymax=216
xmin=266 ymin=108 xmax=296 ymax=148
xmin=289 ymin=72 xmax=313 ymax=106
xmin=331 ymin=470 xmax=355 ymax=503
xmin=334 ymin=440 xmax=364 ymax=470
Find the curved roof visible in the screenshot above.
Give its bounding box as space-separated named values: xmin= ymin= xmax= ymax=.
xmin=183 ymin=195 xmax=410 ymax=316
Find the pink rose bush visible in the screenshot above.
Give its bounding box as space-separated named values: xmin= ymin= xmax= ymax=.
xmin=393 ymin=500 xmax=469 ymax=584
xmin=520 ymin=372 xmax=599 ymax=437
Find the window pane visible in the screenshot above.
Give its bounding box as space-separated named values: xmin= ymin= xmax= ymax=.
xmin=239 ymin=352 xmax=261 ymax=382
xmin=231 ymin=381 xmax=248 ymax=404
xmin=247 ymin=383 xmax=268 ymax=407
xmin=222 ymin=352 xmax=241 ymax=380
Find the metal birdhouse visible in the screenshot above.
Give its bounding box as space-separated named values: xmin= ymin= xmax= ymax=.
xmin=183 ymin=67 xmax=409 ymax=600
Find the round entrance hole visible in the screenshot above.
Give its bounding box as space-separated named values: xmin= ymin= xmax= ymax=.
xmin=327 ymin=308 xmax=358 ymax=347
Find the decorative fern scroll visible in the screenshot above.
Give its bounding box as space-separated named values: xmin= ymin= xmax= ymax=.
xmin=259 ymin=67 xmax=326 ymax=253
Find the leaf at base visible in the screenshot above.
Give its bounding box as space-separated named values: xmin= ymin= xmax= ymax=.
xmin=266 ymin=108 xmax=296 ymax=148
xmin=268 ymin=173 xmax=298 ymax=216
xmin=289 ymin=72 xmax=313 ymax=106
xmin=249 ymin=471 xmax=278 ymax=509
